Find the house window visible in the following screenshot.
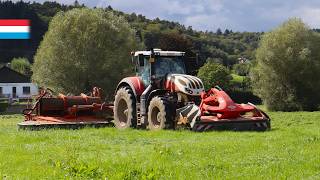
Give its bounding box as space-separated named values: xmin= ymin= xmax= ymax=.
xmin=23 ymin=86 xmax=31 ymax=95
xmin=0 ymin=87 xmax=2 ymax=95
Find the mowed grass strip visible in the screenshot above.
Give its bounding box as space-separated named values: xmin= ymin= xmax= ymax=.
xmin=0 ymin=112 xmax=319 ymax=179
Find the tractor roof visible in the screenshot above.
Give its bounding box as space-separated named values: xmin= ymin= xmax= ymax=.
xmin=134 ymin=49 xmax=185 ymax=56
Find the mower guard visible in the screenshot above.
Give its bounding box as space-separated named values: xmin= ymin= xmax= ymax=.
xmin=190 ymin=87 xmax=271 ymax=132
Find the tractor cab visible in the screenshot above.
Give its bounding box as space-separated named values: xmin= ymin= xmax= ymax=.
xmin=133 ymin=49 xmax=186 ymax=86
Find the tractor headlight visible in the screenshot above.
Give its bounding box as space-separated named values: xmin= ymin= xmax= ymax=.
xmin=185 ymin=87 xmax=193 ymax=94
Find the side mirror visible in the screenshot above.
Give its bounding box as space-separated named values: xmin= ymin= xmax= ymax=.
xmin=149 ymin=48 xmax=155 ymax=63
xmin=149 ymin=56 xmax=155 ymax=63
xmin=131 ymin=51 xmax=135 ymax=64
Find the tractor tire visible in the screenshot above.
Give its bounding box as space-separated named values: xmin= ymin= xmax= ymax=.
xmin=147 ymin=96 xmax=174 ymax=130
xmin=113 ymin=87 xmax=137 ymax=129
xmin=262 ymin=119 xmax=271 ymax=131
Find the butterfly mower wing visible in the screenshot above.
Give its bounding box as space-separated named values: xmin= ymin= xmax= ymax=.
xmin=189 ymin=87 xmax=271 ymax=132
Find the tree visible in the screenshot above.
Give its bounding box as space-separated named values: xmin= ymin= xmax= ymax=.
xmin=144 ymin=31 xmax=161 ymax=50
xmin=10 ymin=57 xmax=31 ymax=76
xmin=107 ymin=5 xmax=113 ymax=10
xmin=158 ymin=32 xmax=197 ymax=74
xmin=251 ymin=18 xmax=320 ymax=111
xmin=224 ymin=29 xmax=230 ymax=35
xmin=206 ymin=57 xmax=223 ymax=64
xmin=32 ymin=8 xmax=138 ymax=98
xmin=233 ymin=62 xmax=251 ymax=76
xmin=197 ymin=62 xmax=232 ymax=90
xmin=73 ymin=0 xmax=80 ymax=7
xmin=158 ymin=32 xmax=193 ymax=55
xmin=216 ymin=28 xmax=222 ymax=35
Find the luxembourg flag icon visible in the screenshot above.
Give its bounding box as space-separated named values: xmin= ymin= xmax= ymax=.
xmin=0 ymin=19 xmax=30 ymax=39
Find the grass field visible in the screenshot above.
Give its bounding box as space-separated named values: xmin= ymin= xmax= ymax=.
xmin=0 ymin=112 xmax=320 ymax=179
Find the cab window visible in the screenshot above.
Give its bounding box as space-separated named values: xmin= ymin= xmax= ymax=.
xmin=137 ymin=56 xmax=151 ymax=86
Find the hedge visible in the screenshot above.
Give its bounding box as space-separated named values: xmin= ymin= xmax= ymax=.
xmin=227 ymin=89 xmax=262 ymax=105
xmin=0 ymin=102 xmax=9 ymax=112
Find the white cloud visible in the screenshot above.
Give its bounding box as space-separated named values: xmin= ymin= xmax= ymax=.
xmin=98 ymin=0 xmax=224 ymax=17
xmin=299 ymin=8 xmax=320 ymax=28
xmin=98 ymin=0 xmax=229 ymax=31
xmin=256 ymin=4 xmax=320 ymax=30
xmin=184 ymin=14 xmax=233 ymax=31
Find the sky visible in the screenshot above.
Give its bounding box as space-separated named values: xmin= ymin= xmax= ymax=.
xmin=18 ymin=0 xmax=320 ymax=32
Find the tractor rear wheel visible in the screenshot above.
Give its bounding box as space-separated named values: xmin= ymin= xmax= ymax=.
xmin=147 ymin=96 xmax=174 ymax=130
xmin=114 ymin=87 xmax=137 ymax=129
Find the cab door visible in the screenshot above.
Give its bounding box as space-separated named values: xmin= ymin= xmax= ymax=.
xmin=136 ymin=55 xmax=151 ymax=86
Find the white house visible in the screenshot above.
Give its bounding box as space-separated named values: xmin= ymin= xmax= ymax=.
xmin=0 ymin=66 xmax=38 ymax=100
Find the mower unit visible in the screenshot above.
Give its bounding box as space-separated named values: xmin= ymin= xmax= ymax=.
xmin=19 ymin=87 xmax=112 ymax=130
xmin=191 ymin=87 xmax=270 ymax=131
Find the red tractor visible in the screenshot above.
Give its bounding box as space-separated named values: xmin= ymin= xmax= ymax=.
xmin=19 ymin=49 xmax=270 ymax=131
xmin=113 ymin=49 xmax=270 ymax=131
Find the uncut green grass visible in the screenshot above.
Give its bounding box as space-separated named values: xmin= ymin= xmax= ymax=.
xmin=0 ymin=112 xmax=319 ymax=179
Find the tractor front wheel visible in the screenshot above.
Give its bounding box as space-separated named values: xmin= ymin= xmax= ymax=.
xmin=114 ymin=87 xmax=137 ymax=129
xmin=147 ymin=96 xmax=174 ymax=130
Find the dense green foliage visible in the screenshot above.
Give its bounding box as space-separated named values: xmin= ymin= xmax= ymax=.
xmin=233 ymin=62 xmax=251 ymax=76
xmin=0 ymin=113 xmax=319 ymax=179
xmin=32 ymin=8 xmax=137 ymax=96
xmin=0 ymin=102 xmax=8 ymax=112
xmin=10 ymin=57 xmax=31 ymax=76
xmin=252 ymin=19 xmax=320 ymax=111
xmin=197 ymin=62 xmax=232 ymax=90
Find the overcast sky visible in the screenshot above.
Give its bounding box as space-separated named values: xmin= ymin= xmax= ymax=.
xmin=19 ymin=0 xmax=320 ymax=32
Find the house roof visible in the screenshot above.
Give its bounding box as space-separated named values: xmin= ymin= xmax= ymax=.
xmin=0 ymin=66 xmax=31 ymax=83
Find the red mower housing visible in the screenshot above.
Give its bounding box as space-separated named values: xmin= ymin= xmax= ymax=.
xmin=191 ymin=87 xmax=270 ymax=131
xmin=19 ymin=87 xmax=113 ymax=129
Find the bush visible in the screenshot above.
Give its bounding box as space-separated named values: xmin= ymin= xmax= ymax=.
xmin=227 ymin=90 xmax=262 ymax=104
xmin=0 ymin=102 xmax=8 ymax=112
xmin=197 ymin=62 xmax=232 ymax=90
xmin=233 ymin=62 xmax=251 ymax=76
xmin=251 ymin=18 xmax=320 ymax=111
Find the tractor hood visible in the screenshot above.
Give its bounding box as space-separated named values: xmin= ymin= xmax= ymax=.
xmin=165 ymin=74 xmax=205 ymax=96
